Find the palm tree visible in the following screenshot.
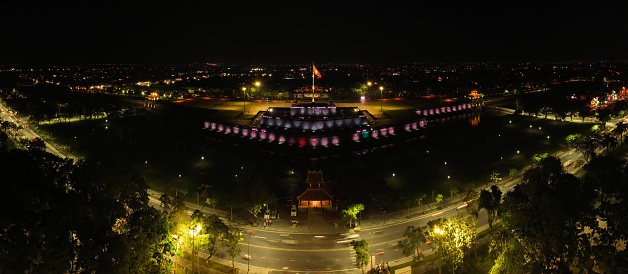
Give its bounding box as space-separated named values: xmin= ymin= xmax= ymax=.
xmin=600 ymin=133 xmax=618 ymax=152
xmin=614 ymin=121 xmax=628 ymax=143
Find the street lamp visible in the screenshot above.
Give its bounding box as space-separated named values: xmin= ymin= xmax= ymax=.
xmin=380 ymin=86 xmax=384 ymax=113
xmin=189 ymin=225 xmax=202 ymax=274
xmin=242 ymin=87 xmax=247 ymax=114
xmin=247 ymin=231 xmax=252 ymax=273
xmin=369 ymin=232 xmax=374 ymax=270
xmin=255 ymin=82 xmax=260 ymax=100
xmin=433 ymin=226 xmax=445 ymax=274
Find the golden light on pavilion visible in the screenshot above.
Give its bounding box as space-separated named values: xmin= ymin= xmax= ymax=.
xmin=469 ymin=90 xmax=481 ymax=98
xmin=148 ymin=92 xmax=159 ymax=101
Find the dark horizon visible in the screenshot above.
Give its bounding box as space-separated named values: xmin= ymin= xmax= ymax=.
xmin=2 ymin=1 xmax=627 ymax=65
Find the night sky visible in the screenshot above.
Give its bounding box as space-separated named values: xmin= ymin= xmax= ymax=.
xmin=2 ymin=1 xmax=627 ymax=65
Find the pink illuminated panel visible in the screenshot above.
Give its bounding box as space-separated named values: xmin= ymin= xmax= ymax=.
xmin=321 ymin=137 xmax=329 ymax=146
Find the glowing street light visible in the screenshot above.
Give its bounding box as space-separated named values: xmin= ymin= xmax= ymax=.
xmin=255 ymin=82 xmax=260 ymax=100
xmin=380 ymin=86 xmax=384 ymax=113
xmin=433 ymin=226 xmax=445 ymax=274
xmin=189 ymin=225 xmax=202 ymax=274
xmin=242 ymin=87 xmax=247 ymax=113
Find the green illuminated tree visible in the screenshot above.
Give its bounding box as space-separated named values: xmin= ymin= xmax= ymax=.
xmin=350 ymin=239 xmax=369 ymax=273
xmin=489 ymin=238 xmax=528 ymax=274
xmin=341 ymin=203 xmax=364 ymax=228
xmin=531 ymin=152 xmax=548 ymax=163
xmin=565 ymin=133 xmax=581 ymax=148
xmin=428 ymin=214 xmax=476 ymax=273
xmin=222 ymin=227 xmax=242 ymax=270
xmin=490 ymin=170 xmax=502 ymax=183
xmin=435 ymin=194 xmax=443 ymax=203
xmin=247 ymin=203 xmax=266 ymax=225
xmin=449 ymin=187 xmax=459 ymax=197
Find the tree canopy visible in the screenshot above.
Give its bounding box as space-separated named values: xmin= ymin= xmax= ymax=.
xmin=0 ymin=149 xmax=175 ymax=273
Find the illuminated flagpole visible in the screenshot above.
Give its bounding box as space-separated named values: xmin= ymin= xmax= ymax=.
xmin=312 ymin=62 xmax=316 ymax=102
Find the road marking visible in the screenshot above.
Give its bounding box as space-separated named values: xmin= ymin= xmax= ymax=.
xmin=246 ymin=242 xmax=353 ymax=252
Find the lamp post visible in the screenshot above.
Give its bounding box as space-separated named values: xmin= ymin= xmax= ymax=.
xmin=255 ymin=82 xmax=260 ymax=100
xmin=369 ymin=232 xmax=374 ymax=271
xmin=434 ymin=226 xmax=445 ymax=274
xmin=247 ymin=231 xmax=252 ymax=273
xmin=380 ymin=86 xmax=384 ymax=113
xmin=367 ymin=82 xmax=372 ymax=99
xmin=242 ymin=87 xmax=247 ymax=114
xmin=189 ymin=225 xmax=202 ymax=274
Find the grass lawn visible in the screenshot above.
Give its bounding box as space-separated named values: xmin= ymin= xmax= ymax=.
xmin=37 ymin=99 xmax=597 ymax=212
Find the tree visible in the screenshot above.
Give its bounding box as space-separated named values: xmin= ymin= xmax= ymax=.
xmin=597 ymin=108 xmax=613 ymax=128
xmin=614 ymin=121 xmax=628 ymax=143
xmin=435 ymin=194 xmax=443 ymax=203
xmin=479 ymin=185 xmax=501 ymax=231
xmin=26 ymin=137 xmax=45 ymax=151
xmin=490 ymin=170 xmax=502 ymax=184
xmin=428 ymin=214 xmax=477 ymax=274
xmin=350 ymin=239 xmax=370 ymax=273
xmin=531 ymin=152 xmax=548 ymax=162
xmin=222 ymin=227 xmax=242 ymax=269
xmin=341 ymin=203 xmax=364 ymax=228
xmin=247 ymin=203 xmax=266 ymax=225
xmin=579 ymin=106 xmax=594 ymax=122
xmin=416 ymin=192 xmax=427 ymax=214
xmin=574 ymin=135 xmax=599 ymax=163
xmin=0 ymin=150 xmax=175 ymax=273
xmin=204 ymin=214 xmax=229 ymax=261
xmin=582 ymin=156 xmax=628 ymax=273
xmin=565 ymin=133 xmax=582 ymax=148
xmin=398 ymin=226 xmax=427 ymax=263
xmin=489 ymin=238 xmax=529 ymax=274
xmin=600 ymin=132 xmax=618 ymax=152
xmin=449 ymin=187 xmax=459 ymax=197
xmin=508 ymin=168 xmax=517 ymax=179
xmin=499 ymin=156 xmax=597 ymax=272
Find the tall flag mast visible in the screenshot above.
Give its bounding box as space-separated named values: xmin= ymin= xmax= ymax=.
xmin=312 ymin=63 xmax=322 ymax=102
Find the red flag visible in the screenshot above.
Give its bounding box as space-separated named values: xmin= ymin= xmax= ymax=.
xmin=313 ymin=64 xmax=322 ymax=78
